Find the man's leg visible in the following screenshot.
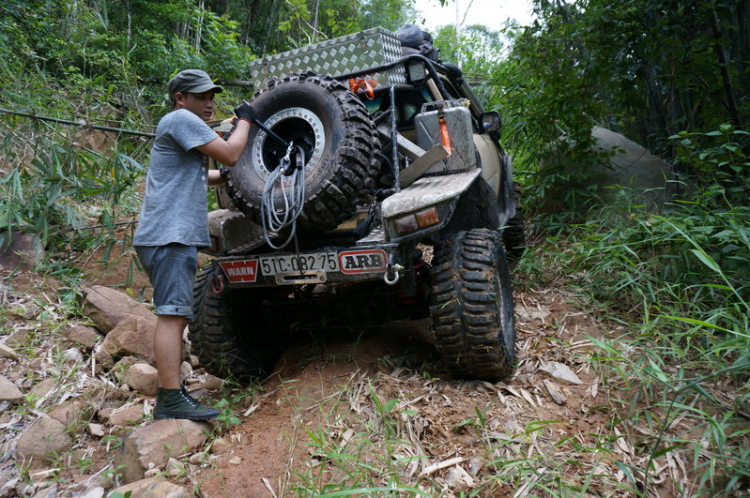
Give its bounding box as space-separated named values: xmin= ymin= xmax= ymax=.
xmin=153 ymin=315 xmax=219 ymax=420
xmin=139 ymin=243 xmax=219 ymax=420
xmin=153 ymin=314 xmax=187 ymax=389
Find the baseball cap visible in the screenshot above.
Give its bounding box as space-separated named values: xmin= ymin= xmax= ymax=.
xmin=168 ymin=69 xmax=224 ymax=98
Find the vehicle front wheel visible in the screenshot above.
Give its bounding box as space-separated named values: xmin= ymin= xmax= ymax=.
xmin=429 ymin=228 xmax=516 ymax=380
xmin=188 ymin=264 xmax=287 ymax=381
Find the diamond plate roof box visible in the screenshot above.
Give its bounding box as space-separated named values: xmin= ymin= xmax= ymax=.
xmin=249 ymin=27 xmax=406 ymax=90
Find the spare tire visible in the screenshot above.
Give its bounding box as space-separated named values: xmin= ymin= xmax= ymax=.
xmin=223 ymin=74 xmax=379 ymax=233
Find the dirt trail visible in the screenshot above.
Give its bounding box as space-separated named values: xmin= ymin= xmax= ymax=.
xmin=193 ymin=287 xmax=616 ymax=497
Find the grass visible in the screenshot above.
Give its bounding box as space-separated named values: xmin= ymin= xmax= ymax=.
xmin=509 ymin=171 xmax=750 ymax=496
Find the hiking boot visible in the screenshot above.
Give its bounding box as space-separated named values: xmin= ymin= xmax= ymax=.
xmin=154 ymin=387 xmax=220 ymax=420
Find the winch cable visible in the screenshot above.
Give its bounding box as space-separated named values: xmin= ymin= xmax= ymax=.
xmin=260 ymin=142 xmax=307 ymax=250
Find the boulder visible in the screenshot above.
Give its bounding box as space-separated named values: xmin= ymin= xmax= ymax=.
xmin=16 ymin=416 xmax=74 ymax=465
xmin=540 ymin=126 xmax=679 ymax=212
xmin=82 ymin=286 xmax=156 ymax=335
xmin=590 ymin=126 xmax=673 ymax=200
xmin=107 ymin=403 xmax=145 ymax=426
xmin=48 ymin=399 xmax=90 ymax=427
xmin=96 ymin=315 xmax=156 ymax=365
xmin=0 ymin=231 xmax=44 ymax=271
xmin=114 ymin=419 xmax=210 ymax=483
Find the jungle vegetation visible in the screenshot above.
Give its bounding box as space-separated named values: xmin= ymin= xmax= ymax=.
xmin=0 ymin=0 xmax=748 ymax=494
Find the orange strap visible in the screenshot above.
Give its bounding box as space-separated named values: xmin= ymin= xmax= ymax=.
xmin=439 ymin=118 xmax=452 ymax=156
xmin=348 ymin=77 xmax=376 ymax=100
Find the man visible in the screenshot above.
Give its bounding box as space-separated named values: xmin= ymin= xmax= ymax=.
xmin=133 ymin=69 xmax=255 ymax=419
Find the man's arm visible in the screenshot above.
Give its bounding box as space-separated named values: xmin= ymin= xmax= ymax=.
xmin=196 ymin=102 xmax=255 ymax=167
xmin=197 ymin=119 xmax=250 ymax=167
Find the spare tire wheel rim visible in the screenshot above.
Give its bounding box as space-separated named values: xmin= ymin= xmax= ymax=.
xmin=251 ymin=107 xmax=326 ymax=183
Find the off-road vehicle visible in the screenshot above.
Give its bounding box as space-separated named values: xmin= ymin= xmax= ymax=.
xmin=188 ymin=27 xmax=525 ymax=382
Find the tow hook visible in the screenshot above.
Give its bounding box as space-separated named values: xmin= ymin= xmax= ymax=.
xmin=384 ymin=263 xmax=403 ymax=285
xmin=211 ymin=274 xmax=225 ymax=295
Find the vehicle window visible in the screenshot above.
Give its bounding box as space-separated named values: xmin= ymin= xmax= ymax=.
xmin=403 ymin=104 xmax=417 ymax=122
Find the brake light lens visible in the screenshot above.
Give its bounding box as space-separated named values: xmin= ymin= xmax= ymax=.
xmin=394 ymin=207 xmax=440 ymax=236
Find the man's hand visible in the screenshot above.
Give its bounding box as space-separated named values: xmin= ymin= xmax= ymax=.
xmin=234 ymin=102 xmax=255 ymax=124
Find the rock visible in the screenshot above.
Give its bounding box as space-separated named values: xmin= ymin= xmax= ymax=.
xmin=210 ymin=437 xmax=230 ymax=454
xmin=63 ymin=347 xmax=84 ymax=363
xmin=229 ymin=456 xmax=242 ymax=465
xmin=180 ymin=361 xmax=192 ymax=380
xmin=189 ymin=354 xmax=200 ymax=368
xmin=590 ymin=126 xmax=675 ymax=203
xmin=113 ymin=356 xmax=140 ymax=372
xmin=16 ymin=416 xmax=74 ymax=465
xmin=0 ymin=376 xmax=23 ymax=404
xmin=538 ymin=362 xmax=583 ymax=385
xmin=107 ymin=477 xmax=188 ymax=498
xmin=108 ymin=403 xmax=145 ymax=426
xmin=0 ymin=343 xmax=18 ymax=361
xmin=539 ymin=126 xmax=680 ymax=213
xmin=29 ymin=378 xmax=57 ymax=402
xmin=189 ymin=452 xmax=206 ymax=465
xmin=82 ymin=285 xmax=156 ymax=335
xmin=10 ymin=302 xmax=41 ymax=320
xmin=543 ymin=379 xmax=567 ymax=405
xmin=63 ymin=324 xmax=101 ymax=350
xmin=48 ymin=399 xmax=89 ymax=426
xmin=114 ymin=419 xmax=210 ymax=483
xmin=0 ymin=231 xmax=44 ymax=271
xmin=89 ymin=423 xmax=106 ymax=437
xmin=166 ymin=457 xmax=185 ymax=477
xmin=123 ymin=363 xmax=158 ymax=396
xmin=5 ymin=328 xmax=33 ymax=348
xmin=97 ymin=315 xmax=157 ymax=364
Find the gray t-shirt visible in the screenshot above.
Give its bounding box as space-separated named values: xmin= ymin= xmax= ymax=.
xmin=133 ymin=109 xmax=218 ymax=247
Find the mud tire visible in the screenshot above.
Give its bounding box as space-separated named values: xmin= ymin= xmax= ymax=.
xmin=188 ymin=264 xmax=286 ymax=381
xmin=502 ymin=182 xmax=526 ymax=261
xmin=429 ymin=228 xmax=516 ymax=380
xmin=223 ymin=74 xmax=379 ymax=233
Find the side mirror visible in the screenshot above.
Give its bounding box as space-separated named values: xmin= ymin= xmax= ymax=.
xmin=481 ymin=111 xmax=502 ymax=133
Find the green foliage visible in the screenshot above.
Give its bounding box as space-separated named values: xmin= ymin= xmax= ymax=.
xmin=0 ymin=128 xmax=144 ymax=252
xmin=512 ymin=121 xmax=750 ymax=495
xmin=496 ymin=0 xmax=749 ymax=209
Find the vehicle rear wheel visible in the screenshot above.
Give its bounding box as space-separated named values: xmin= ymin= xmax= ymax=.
xmin=223 ymin=73 xmax=379 ymax=234
xmin=429 ymin=228 xmax=516 ymax=380
xmin=188 ymin=264 xmax=286 ymax=381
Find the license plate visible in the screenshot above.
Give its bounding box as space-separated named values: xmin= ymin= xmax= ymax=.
xmin=259 ymin=252 xmax=339 ymax=275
